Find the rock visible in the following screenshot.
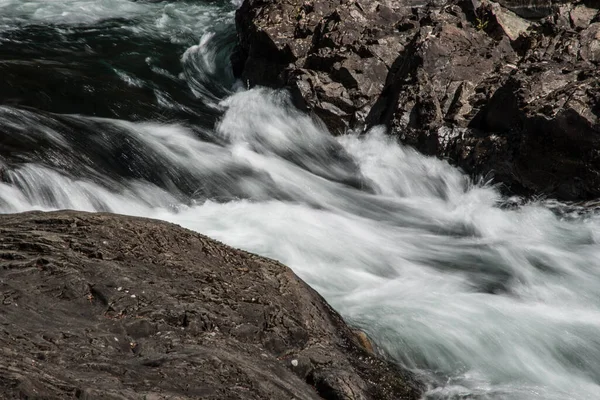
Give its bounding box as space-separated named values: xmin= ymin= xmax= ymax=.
xmin=580 ymin=22 xmax=600 ymax=62
xmin=0 ymin=211 xmax=421 ymax=399
xmin=570 ymin=3 xmax=599 ymax=29
xmin=488 ymin=0 xmax=532 ymax=40
xmin=233 ymin=0 xmax=418 ymax=132
xmin=495 ymin=0 xmax=572 ymax=18
xmin=233 ymin=0 xmax=600 ymax=200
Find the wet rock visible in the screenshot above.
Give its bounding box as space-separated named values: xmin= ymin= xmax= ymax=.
xmin=0 ymin=211 xmax=421 ymax=399
xmin=234 ymin=0 xmax=600 ymax=200
xmin=233 ymin=0 xmax=418 ymax=131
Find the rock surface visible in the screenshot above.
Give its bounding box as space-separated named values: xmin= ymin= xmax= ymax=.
xmin=0 ymin=211 xmax=420 ymax=400
xmin=233 ymin=0 xmax=600 ymax=200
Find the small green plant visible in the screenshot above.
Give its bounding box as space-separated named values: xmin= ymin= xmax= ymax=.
xmin=476 ymin=16 xmax=489 ymax=31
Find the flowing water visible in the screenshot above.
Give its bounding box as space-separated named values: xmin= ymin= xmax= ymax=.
xmin=1 ymin=1 xmax=600 ymax=399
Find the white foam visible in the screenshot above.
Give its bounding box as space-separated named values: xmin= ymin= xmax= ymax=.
xmin=2 ymin=88 xmax=600 ymax=400
xmin=0 ymin=0 xmax=232 ymax=42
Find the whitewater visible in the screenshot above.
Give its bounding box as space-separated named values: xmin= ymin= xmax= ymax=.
xmin=1 ymin=1 xmax=599 ymax=399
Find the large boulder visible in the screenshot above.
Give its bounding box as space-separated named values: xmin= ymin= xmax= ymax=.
xmin=233 ymin=0 xmax=600 ymax=200
xmin=0 ymin=211 xmax=420 ymax=399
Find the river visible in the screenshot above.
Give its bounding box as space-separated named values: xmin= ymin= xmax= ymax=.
xmin=1 ymin=1 xmax=600 ymax=399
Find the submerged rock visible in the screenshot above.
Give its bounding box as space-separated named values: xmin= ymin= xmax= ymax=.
xmin=233 ymin=0 xmax=600 ymax=200
xmin=0 ymin=211 xmax=420 ymax=399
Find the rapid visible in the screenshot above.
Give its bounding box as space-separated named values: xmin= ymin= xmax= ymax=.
xmin=1 ymin=1 xmax=599 ymax=399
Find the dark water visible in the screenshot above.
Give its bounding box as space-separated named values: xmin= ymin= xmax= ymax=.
xmin=1 ymin=2 xmax=600 ymax=399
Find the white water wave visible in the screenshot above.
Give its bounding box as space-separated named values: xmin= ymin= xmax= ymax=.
xmin=1 ymin=88 xmax=600 ymax=400
xmin=0 ymin=0 xmax=233 ymax=42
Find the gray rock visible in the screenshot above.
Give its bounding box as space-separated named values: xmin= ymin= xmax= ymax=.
xmin=488 ymin=0 xmax=532 ymax=40
xmin=0 ymin=211 xmax=421 ymax=399
xmin=570 ymin=3 xmax=599 ymax=29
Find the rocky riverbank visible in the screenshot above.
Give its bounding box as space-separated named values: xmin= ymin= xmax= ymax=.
xmin=0 ymin=211 xmax=420 ymax=399
xmin=233 ymin=0 xmax=600 ymax=200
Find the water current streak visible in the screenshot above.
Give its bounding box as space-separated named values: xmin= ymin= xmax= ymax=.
xmin=1 ymin=1 xmax=599 ymax=399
